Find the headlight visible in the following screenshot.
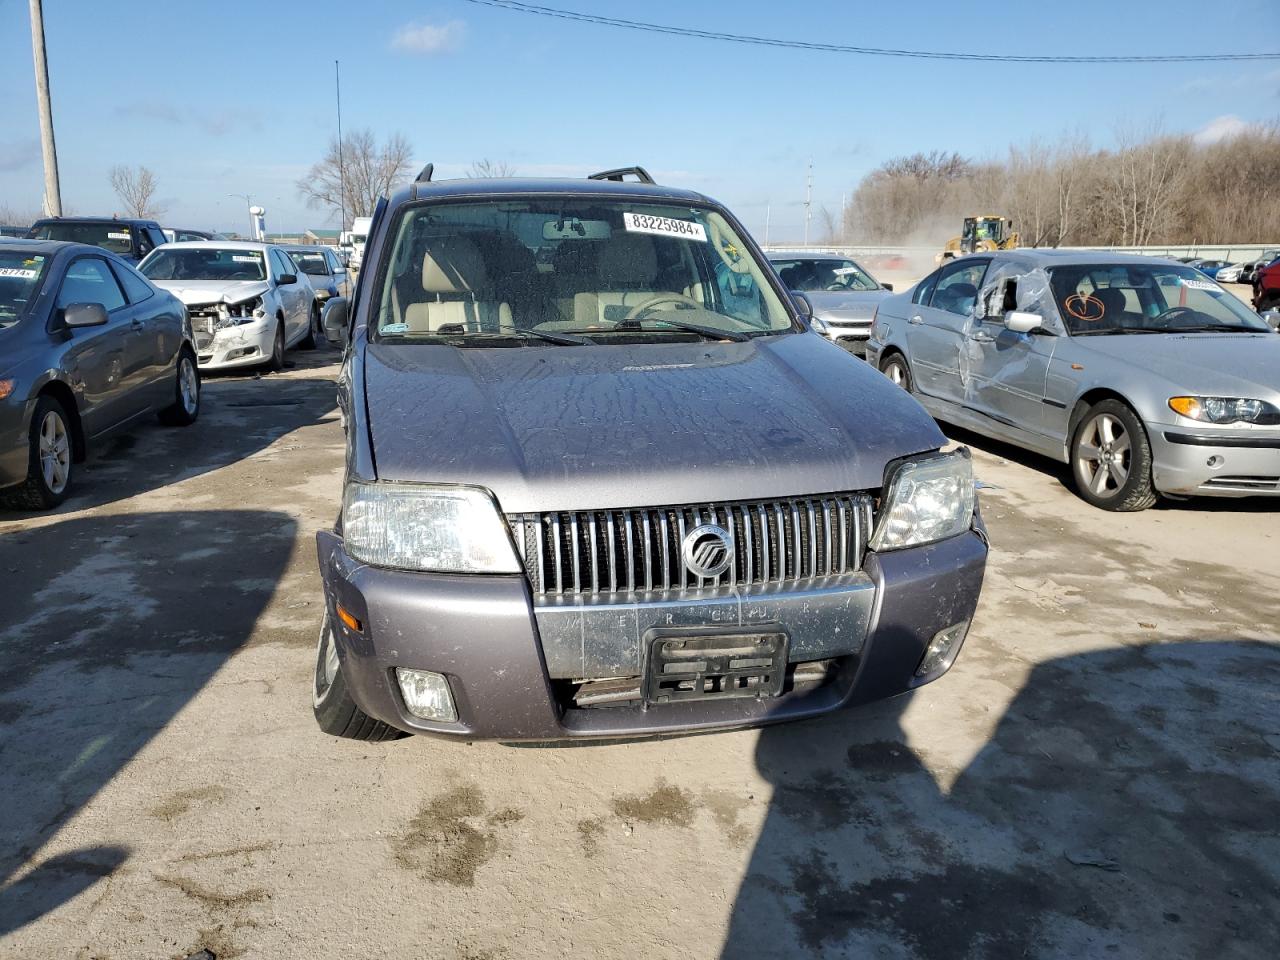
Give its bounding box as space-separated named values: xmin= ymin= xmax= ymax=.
xmin=222 ymin=296 xmax=265 ymax=324
xmin=342 ymin=481 xmax=521 ymax=573
xmin=869 ymin=449 xmax=976 ymax=552
xmin=1168 ymin=396 xmax=1280 ymax=425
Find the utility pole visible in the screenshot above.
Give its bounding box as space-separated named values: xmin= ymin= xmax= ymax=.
xmin=228 ymin=194 xmax=253 ymax=237
xmin=28 ymin=0 xmax=62 ymax=216
xmin=803 ymin=158 xmax=813 ymax=246
xmin=335 ymin=59 xmax=347 ymax=233
xmin=764 ymin=203 xmax=771 ymax=247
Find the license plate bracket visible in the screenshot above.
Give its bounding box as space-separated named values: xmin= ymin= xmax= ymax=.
xmin=643 ymin=626 xmax=788 ymax=705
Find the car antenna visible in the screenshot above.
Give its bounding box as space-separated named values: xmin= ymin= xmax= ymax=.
xmin=588 ymin=166 xmax=655 ymax=185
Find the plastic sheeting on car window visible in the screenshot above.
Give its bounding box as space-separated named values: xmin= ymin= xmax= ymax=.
xmin=974 ymin=263 xmax=1063 ymax=333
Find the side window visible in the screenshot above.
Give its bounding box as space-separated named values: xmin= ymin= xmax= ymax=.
xmin=912 ymin=270 xmax=940 ymax=305
xmin=326 ymin=250 xmax=340 ymax=273
xmin=57 ymin=258 xmax=127 ymax=312
xmin=110 ymin=261 xmax=155 ymax=304
xmin=933 ymin=261 xmax=989 ymax=316
xmin=135 ymin=227 xmax=157 ymax=258
xmin=148 ymin=227 xmax=167 ymax=249
xmin=269 ymin=249 xmax=290 ymax=279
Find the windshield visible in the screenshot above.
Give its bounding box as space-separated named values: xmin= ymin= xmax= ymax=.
xmin=32 ymin=222 xmax=133 ymax=256
xmin=1048 ymin=263 xmax=1270 ymax=335
xmin=287 ymin=251 xmax=330 ymax=276
xmin=0 ymin=252 xmax=48 ymax=328
xmin=140 ymin=248 xmax=267 ymax=282
xmin=771 ymin=258 xmax=879 ymax=293
xmin=372 ymin=198 xmax=793 ymax=343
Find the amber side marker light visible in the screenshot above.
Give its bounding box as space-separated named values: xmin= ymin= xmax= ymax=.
xmin=1168 ymin=397 xmax=1201 ymax=418
xmin=0 ymin=379 xmax=15 ymax=401
xmin=336 ymin=603 xmax=363 ymax=633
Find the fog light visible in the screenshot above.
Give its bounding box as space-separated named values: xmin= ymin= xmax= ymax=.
xmin=396 ymin=668 xmax=457 ymax=722
xmin=915 ymin=621 xmax=969 ymax=677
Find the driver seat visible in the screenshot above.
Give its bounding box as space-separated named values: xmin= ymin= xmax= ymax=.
xmin=404 ymin=237 xmax=511 ymax=333
xmin=573 ymin=233 xmax=672 ymax=325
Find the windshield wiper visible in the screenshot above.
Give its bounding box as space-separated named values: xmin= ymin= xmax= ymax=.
xmin=433 ymin=324 xmax=591 ymax=346
xmin=640 ymin=318 xmax=749 ymax=342
xmin=1166 ymin=324 xmax=1262 ymax=334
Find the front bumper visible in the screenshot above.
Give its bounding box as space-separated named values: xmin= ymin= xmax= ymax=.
xmin=192 ymin=318 xmax=273 ymax=370
xmin=315 ymin=527 xmax=988 ymax=740
xmin=0 ymin=396 xmax=31 ymax=490
xmin=1150 ymin=424 xmax=1280 ymax=496
xmin=821 ymin=320 xmax=873 ymax=356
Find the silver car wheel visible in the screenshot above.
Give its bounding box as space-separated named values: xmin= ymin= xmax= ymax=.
xmin=178 ymin=356 xmax=199 ymax=415
xmin=314 ymin=614 xmax=341 ymax=705
xmin=1075 ymin=412 xmax=1131 ymax=497
xmin=38 ymin=410 xmax=70 ymax=495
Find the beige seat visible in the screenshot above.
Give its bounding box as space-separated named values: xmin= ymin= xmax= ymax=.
xmin=572 ymin=233 xmax=673 ymax=325
xmin=403 ymin=236 xmax=511 ymax=333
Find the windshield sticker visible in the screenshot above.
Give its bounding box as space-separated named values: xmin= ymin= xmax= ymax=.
xmin=382 ymin=322 xmax=409 ymax=334
xmin=0 ymin=267 xmax=39 ymax=279
xmin=107 ymin=232 xmax=130 ymax=240
xmin=623 ymin=212 xmax=707 ymax=242
xmin=232 ymin=255 xmax=260 ymax=263
xmin=1180 ymin=277 xmax=1217 ymax=291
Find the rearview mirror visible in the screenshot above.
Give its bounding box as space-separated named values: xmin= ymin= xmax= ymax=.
xmin=63 ymin=302 xmax=109 ymax=329
xmin=322 ymin=297 xmax=350 ymax=345
xmin=277 ymin=273 xmax=297 ymax=285
xmin=542 ymin=218 xmax=612 ymax=241
xmin=1005 ymin=310 xmax=1044 ymax=334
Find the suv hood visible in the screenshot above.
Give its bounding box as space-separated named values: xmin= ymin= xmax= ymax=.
xmin=363 ymin=334 xmax=944 ymax=513
xmin=1076 ymin=332 xmax=1280 ymax=399
xmin=807 ymin=289 xmax=893 ymax=320
xmin=151 ymin=279 xmax=270 ymax=305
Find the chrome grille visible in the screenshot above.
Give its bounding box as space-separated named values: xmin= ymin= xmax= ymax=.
xmin=509 ymin=493 xmax=875 ymax=598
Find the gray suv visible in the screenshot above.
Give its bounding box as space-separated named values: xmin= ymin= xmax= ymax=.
xmin=312 ymin=166 xmax=987 ymax=741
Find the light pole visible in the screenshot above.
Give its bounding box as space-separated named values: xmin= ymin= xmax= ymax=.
xmin=28 ymin=0 xmax=62 ymax=216
xmin=228 ymin=194 xmax=253 ymax=237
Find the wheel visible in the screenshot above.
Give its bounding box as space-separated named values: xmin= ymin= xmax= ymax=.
xmin=158 ymin=350 xmax=200 ymax=426
xmin=1257 ymin=292 xmax=1280 ymax=312
xmin=880 ymin=352 xmax=913 ymax=392
xmin=267 ymin=319 xmax=286 ymax=372
xmin=300 ymin=304 xmax=321 ymax=350
xmin=2 ymin=395 xmax=74 ymax=510
xmin=313 ymin=612 xmax=405 ymax=741
xmin=1071 ymin=400 xmax=1158 ymax=511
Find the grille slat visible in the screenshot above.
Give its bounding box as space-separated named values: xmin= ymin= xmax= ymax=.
xmin=515 ymin=492 xmax=875 ymax=600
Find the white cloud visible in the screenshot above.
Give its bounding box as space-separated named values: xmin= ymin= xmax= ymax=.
xmin=1193 ymin=114 xmax=1256 ymax=145
xmin=391 ymin=19 xmax=465 ymax=54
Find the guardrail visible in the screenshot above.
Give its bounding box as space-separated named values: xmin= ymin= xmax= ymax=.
xmin=763 ymin=243 xmax=1280 ymax=263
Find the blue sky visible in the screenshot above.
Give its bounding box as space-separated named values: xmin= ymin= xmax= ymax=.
xmin=1 ymin=0 xmax=1277 ymax=239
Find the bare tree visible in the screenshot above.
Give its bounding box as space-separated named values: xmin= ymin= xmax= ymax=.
xmin=0 ymin=203 xmax=44 ymax=228
xmin=467 ymin=158 xmax=515 ymax=178
xmin=109 ymin=165 xmax=163 ymax=219
xmin=297 ymin=129 xmax=414 ymax=228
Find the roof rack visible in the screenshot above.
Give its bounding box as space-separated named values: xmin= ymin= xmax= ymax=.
xmin=588 ymin=166 xmax=655 ymax=185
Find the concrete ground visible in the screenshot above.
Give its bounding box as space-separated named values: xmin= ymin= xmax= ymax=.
xmin=1 ymin=347 xmax=1278 ymax=960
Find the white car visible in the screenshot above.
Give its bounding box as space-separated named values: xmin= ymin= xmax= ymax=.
xmin=138 ymin=241 xmax=319 ymax=371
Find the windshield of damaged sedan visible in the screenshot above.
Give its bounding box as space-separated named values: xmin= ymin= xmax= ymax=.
xmin=0 ymin=252 xmax=48 ymax=328
xmin=1049 ymin=263 xmax=1271 ymax=335
xmin=139 ymin=248 xmax=267 ymax=282
xmin=372 ymin=199 xmax=794 ymax=341
xmin=772 ymin=258 xmax=879 ymax=292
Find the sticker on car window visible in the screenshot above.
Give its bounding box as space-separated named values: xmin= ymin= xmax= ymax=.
xmin=107 ymin=232 xmax=130 ymax=240
xmin=623 ymin=212 xmax=707 ymax=242
xmin=382 ymin=322 xmax=409 ymax=334
xmin=1179 ymin=278 xmax=1217 ymax=291
xmin=232 ymin=256 xmax=260 ymax=263
xmin=0 ymin=267 xmax=39 ymax=279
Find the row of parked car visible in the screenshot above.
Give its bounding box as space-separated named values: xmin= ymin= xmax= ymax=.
xmin=0 ymin=216 xmax=357 ymax=507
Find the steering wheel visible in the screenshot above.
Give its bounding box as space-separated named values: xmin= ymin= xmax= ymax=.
xmin=623 ymin=293 xmax=706 ymax=322
xmin=1161 ymin=307 xmax=1206 ymax=328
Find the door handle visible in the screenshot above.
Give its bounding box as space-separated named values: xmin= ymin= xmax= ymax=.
xmin=970 ymin=331 xmax=994 ymax=343
xmin=909 ymin=314 xmax=923 ymax=325
xmin=130 ymin=318 xmax=146 ymax=330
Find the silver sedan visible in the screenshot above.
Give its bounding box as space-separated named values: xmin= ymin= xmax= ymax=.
xmin=768 ymin=252 xmax=893 ymax=356
xmin=866 ymin=250 xmax=1280 ymax=510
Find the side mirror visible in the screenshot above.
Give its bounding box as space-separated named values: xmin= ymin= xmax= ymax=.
xmin=791 ymin=291 xmax=813 ymax=319
xmin=881 ymin=282 xmax=894 ymax=292
xmin=278 ymin=273 xmax=297 ymax=285
xmin=1261 ymin=309 xmax=1280 ymax=331
xmin=1005 ymin=310 xmax=1046 ymax=334
xmin=63 ymin=302 xmax=109 ymax=329
xmin=322 ymin=297 xmax=350 ymax=345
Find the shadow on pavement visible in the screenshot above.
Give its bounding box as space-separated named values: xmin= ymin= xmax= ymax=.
xmin=0 ymin=508 xmax=296 ymax=937
xmin=722 ymin=640 xmax=1280 ymax=959
xmin=0 ymin=349 xmax=339 ymax=521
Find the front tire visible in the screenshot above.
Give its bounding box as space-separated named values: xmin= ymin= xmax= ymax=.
xmin=158 ymin=349 xmax=200 ymax=426
xmin=3 ymin=395 xmax=73 ymax=510
xmin=880 ymin=352 xmax=913 ymax=392
xmin=267 ymin=319 xmax=286 ymax=372
xmin=1071 ymin=400 xmax=1158 ymax=511
xmin=313 ymin=613 xmax=405 ymax=741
